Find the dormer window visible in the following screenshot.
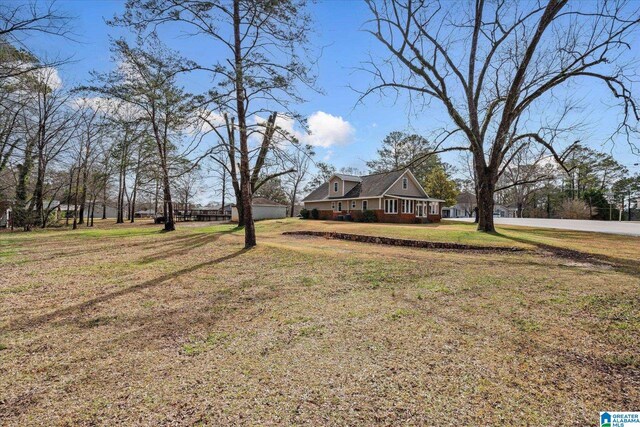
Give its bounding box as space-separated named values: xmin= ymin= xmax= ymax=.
xmin=402 ymin=177 xmax=408 ymax=189
xmin=333 ymin=182 xmax=338 ymax=192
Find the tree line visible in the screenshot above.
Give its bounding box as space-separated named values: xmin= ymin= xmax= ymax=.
xmin=1 ymin=0 xmax=639 ymax=247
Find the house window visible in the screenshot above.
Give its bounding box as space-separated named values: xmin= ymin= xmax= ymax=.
xmin=384 ymin=199 xmax=398 ymax=214
xmin=402 ymin=199 xmax=414 ymax=214
xmin=362 ymin=200 xmax=368 ymax=211
xmin=331 ymin=202 xmax=336 ymax=211
xmin=429 ymin=202 xmax=439 ymax=215
xmin=402 ymin=177 xmax=408 ymax=189
xmin=337 ymin=202 xmax=342 ymax=211
xmin=351 ymin=200 xmax=356 ymax=209
xmin=333 ymin=182 xmax=338 ymax=192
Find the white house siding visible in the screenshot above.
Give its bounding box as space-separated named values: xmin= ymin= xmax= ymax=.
xmin=231 ymin=205 xmax=287 ymax=221
xmin=253 ymin=205 xmax=287 ymax=219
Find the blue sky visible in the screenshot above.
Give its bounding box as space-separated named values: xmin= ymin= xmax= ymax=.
xmin=24 ymin=0 xmax=640 ymax=178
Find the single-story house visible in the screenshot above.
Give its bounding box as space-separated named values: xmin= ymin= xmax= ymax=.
xmin=134 ymin=209 xmax=156 ymax=218
xmin=493 ymin=204 xmax=518 ymax=218
xmin=442 ymin=191 xmax=476 ymax=218
xmin=442 ymin=193 xmax=518 ymax=218
xmin=231 ymin=197 xmax=287 ymax=222
xmin=57 ymin=204 xmax=119 ymax=219
xmin=302 ymin=169 xmax=444 ymax=223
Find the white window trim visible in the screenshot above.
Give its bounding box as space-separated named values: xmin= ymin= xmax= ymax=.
xmin=337 ymin=201 xmax=342 ymax=212
xmin=351 ymin=200 xmax=356 ymax=209
xmin=331 ymin=202 xmax=336 ymax=211
xmin=384 ymin=199 xmax=398 ymax=214
xmin=429 ymin=202 xmax=439 ymax=215
xmin=401 ymin=199 xmax=415 ymax=214
xmin=333 ymin=182 xmax=338 ymax=193
xmin=402 ymin=177 xmax=408 ymax=189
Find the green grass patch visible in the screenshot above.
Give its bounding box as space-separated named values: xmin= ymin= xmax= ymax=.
xmin=388 ymin=308 xmax=415 ymax=321
xmin=298 ymin=325 xmax=324 ymax=338
xmin=183 ymin=332 xmax=231 ymax=356
xmin=512 ymin=318 xmax=541 ymax=332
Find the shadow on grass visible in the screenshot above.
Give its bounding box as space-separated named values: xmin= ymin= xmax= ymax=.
xmin=494 ymin=232 xmax=640 ymax=278
xmin=138 ymin=228 xmax=239 ymax=264
xmin=6 ymin=248 xmax=249 ymax=333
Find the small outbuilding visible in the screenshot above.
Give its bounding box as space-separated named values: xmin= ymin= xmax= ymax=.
xmin=231 ymin=197 xmax=287 ymax=222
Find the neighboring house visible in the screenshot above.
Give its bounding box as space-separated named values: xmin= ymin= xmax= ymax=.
xmin=442 ymin=191 xmax=476 ymax=218
xmin=134 ymin=209 xmax=156 ymax=218
xmin=57 ymin=204 xmax=119 ymax=219
xmin=302 ymin=170 xmax=444 ymax=223
xmin=493 ymin=204 xmax=518 ymax=218
xmin=231 ymin=197 xmax=287 ymax=222
xmin=442 ymin=192 xmax=517 ymax=218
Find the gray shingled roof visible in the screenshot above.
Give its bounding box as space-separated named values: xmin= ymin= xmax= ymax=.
xmin=252 ymin=197 xmax=285 ymax=206
xmin=303 ymin=170 xmax=408 ymax=201
xmin=334 ymin=173 xmax=361 ymax=182
xmin=302 ymin=182 xmax=329 ymax=202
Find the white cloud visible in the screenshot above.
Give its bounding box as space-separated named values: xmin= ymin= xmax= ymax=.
xmin=30 ymin=66 xmax=62 ymax=90
xmin=305 ymin=111 xmax=355 ymax=148
xmin=251 ymin=111 xmax=355 ymax=148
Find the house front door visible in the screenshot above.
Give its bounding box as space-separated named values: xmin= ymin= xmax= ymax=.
xmin=416 ymin=203 xmax=423 ymax=217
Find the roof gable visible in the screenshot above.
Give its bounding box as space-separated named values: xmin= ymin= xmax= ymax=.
xmin=383 ymin=169 xmax=429 ymax=198
xmin=302 ymin=169 xmax=434 ymax=202
xmin=331 ymin=173 xmax=361 ymax=182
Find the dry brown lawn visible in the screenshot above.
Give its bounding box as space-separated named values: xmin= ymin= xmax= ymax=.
xmin=0 ymin=218 xmax=639 ymax=425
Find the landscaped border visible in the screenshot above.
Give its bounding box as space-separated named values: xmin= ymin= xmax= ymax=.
xmin=282 ymin=231 xmax=525 ymax=252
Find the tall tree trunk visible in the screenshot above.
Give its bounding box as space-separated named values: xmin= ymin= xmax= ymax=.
xmin=15 ymin=137 xmax=35 ymax=231
xmin=65 ymin=167 xmax=73 ymax=226
xmin=72 ymin=160 xmax=82 ymax=230
xmin=116 ymin=153 xmax=126 ymax=223
xmin=234 ymin=0 xmax=255 ymax=248
xmin=162 ymin=170 xmax=175 ymax=232
xmin=102 ymin=185 xmax=107 ymax=220
xmin=221 ymin=168 xmax=226 ymax=219
xmin=130 ymin=189 xmax=136 ymax=223
xmin=476 ymin=173 xmax=496 ymax=232
xmin=33 ymin=150 xmax=46 ymax=228
xmin=77 ymin=173 xmax=87 ymax=225
xmin=153 ymin=179 xmax=159 ymax=216
xmin=290 ymin=182 xmax=298 ymax=217
xmin=90 ymin=198 xmax=96 ymax=227
xmin=235 ymin=192 xmax=244 ymax=226
xmin=129 ymin=181 xmax=137 ymax=224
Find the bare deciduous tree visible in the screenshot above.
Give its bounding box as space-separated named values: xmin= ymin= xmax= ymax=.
xmin=114 ymin=0 xmax=317 ymax=248
xmin=361 ymin=0 xmax=640 ymax=232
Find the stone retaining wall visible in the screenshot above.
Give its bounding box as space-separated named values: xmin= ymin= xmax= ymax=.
xmin=282 ymin=231 xmax=524 ymax=252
